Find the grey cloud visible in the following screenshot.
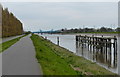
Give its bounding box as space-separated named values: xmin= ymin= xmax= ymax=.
xmin=1 ymin=2 xmax=118 ymax=31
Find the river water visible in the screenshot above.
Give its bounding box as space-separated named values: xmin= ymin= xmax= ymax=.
xmin=39 ymin=33 xmax=120 ymax=74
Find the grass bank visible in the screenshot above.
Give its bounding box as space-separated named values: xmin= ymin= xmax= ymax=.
xmin=0 ymin=34 xmax=28 ymax=53
xmin=31 ymin=34 xmax=116 ymax=75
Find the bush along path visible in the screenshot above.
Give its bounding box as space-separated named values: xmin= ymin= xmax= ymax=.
xmin=31 ymin=34 xmax=116 ymax=76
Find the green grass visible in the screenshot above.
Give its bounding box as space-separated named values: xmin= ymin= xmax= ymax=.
xmin=31 ymin=34 xmax=116 ymax=75
xmin=0 ymin=34 xmax=28 ymax=53
xmin=31 ymin=34 xmax=77 ymax=75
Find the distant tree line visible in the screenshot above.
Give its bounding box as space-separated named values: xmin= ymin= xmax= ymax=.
xmin=1 ymin=7 xmax=23 ymax=37
xmin=60 ymin=27 xmax=120 ymax=33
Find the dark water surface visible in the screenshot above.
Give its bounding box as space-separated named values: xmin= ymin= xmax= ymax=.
xmin=39 ymin=34 xmax=120 ymax=74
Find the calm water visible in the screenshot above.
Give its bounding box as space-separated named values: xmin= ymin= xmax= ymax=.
xmin=39 ymin=34 xmax=120 ymax=74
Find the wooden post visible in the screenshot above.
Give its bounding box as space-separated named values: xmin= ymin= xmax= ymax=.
xmin=57 ymin=36 xmax=59 ymax=46
xmin=100 ymin=38 xmax=103 ymax=54
xmin=95 ymin=37 xmax=97 ymax=52
xmin=45 ymin=36 xmax=47 ymax=39
xmin=103 ymin=39 xmax=105 ymax=54
xmin=92 ymin=35 xmax=94 ymax=53
xmin=85 ymin=35 xmax=87 ymax=48
xmin=108 ymin=39 xmax=112 ymax=66
xmin=113 ymin=36 xmax=117 ymax=67
xmin=105 ymin=39 xmax=107 ymax=63
xmin=89 ymin=37 xmax=91 ymax=51
xmin=76 ymin=36 xmax=78 ymax=41
xmin=88 ymin=37 xmax=90 ymax=51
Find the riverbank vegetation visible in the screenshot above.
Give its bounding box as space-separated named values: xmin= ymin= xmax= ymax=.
xmin=59 ymin=27 xmax=120 ymax=34
xmin=31 ymin=34 xmax=116 ymax=75
xmin=0 ymin=34 xmax=28 ymax=53
xmin=1 ymin=6 xmax=23 ymax=37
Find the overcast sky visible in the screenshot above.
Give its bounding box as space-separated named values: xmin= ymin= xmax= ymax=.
xmin=1 ymin=2 xmax=118 ymax=31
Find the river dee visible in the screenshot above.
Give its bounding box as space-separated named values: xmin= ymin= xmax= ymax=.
xmin=39 ymin=34 xmax=119 ymax=74
xmin=40 ymin=34 xmax=76 ymax=53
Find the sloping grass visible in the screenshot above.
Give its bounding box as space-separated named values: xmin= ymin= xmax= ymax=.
xmin=0 ymin=34 xmax=28 ymax=53
xmin=31 ymin=34 xmax=77 ymax=75
xmin=31 ymin=34 xmax=116 ymax=75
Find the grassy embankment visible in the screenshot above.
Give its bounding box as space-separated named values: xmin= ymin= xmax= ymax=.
xmin=31 ymin=34 xmax=116 ymax=75
xmin=0 ymin=34 xmax=28 ymax=53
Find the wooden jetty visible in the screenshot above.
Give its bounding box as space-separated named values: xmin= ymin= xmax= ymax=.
xmin=76 ymin=35 xmax=117 ymax=67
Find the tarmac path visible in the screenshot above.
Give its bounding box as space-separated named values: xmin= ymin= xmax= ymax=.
xmin=1 ymin=35 xmax=23 ymax=44
xmin=2 ymin=35 xmax=42 ymax=75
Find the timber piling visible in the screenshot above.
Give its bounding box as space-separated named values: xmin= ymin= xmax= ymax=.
xmin=76 ymin=35 xmax=117 ymax=67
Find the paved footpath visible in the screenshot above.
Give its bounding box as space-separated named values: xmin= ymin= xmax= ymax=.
xmin=2 ymin=35 xmax=42 ymax=75
xmin=0 ymin=53 xmax=2 ymax=76
xmin=1 ymin=35 xmax=23 ymax=44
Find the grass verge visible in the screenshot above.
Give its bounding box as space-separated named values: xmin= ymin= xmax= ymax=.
xmin=0 ymin=34 xmax=28 ymax=53
xmin=31 ymin=34 xmax=116 ymax=75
